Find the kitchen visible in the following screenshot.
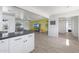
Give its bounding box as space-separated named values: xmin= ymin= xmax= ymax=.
xmin=0 ymin=6 xmax=35 ymax=53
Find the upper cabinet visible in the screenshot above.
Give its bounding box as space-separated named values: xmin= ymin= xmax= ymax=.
xmin=2 ymin=13 xmax=15 ymax=33
xmin=0 ymin=6 xmax=44 ymax=32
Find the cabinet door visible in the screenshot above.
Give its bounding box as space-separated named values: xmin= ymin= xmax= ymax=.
xmin=9 ymin=36 xmax=24 ymax=53
xmin=0 ymin=39 xmax=8 ymax=53
xmin=3 ymin=14 xmax=15 ymax=33
xmin=23 ymin=33 xmax=34 ymax=53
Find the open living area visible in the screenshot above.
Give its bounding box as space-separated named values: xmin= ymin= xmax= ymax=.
xmin=0 ymin=6 xmax=79 ymax=53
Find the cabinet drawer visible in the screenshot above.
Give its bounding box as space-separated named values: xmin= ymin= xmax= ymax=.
xmin=23 ymin=33 xmax=34 ymax=40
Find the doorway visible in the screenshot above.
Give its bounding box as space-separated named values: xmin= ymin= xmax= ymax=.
xmin=58 ymin=16 xmax=78 ymax=41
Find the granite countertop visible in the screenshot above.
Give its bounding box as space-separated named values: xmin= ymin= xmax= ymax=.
xmin=0 ymin=30 xmax=33 ymax=40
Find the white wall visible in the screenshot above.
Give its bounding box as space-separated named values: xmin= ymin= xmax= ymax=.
xmin=58 ymin=17 xmax=72 ymax=33
xmin=48 ymin=16 xmax=58 ymax=37
xmin=67 ymin=19 xmax=72 ymax=30
xmin=50 ymin=8 xmax=79 ymax=39
xmin=65 ymin=18 xmax=72 ymax=32
xmin=23 ymin=20 xmax=30 ymax=30
xmin=71 ymin=16 xmax=78 ymax=37
xmin=78 ymin=17 xmax=79 ymax=40
xmin=59 ymin=18 xmax=66 ymax=33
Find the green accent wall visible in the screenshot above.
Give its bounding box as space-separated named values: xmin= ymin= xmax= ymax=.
xmin=30 ymin=18 xmax=48 ymax=32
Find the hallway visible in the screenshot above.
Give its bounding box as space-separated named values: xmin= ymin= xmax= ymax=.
xmin=32 ymin=32 xmax=79 ymax=53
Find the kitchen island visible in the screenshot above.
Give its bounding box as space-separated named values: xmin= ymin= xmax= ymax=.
xmin=0 ymin=30 xmax=35 ymax=53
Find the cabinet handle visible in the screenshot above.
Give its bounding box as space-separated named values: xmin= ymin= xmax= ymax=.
xmin=24 ymin=40 xmax=27 ymax=43
xmin=15 ymin=38 xmax=21 ymax=41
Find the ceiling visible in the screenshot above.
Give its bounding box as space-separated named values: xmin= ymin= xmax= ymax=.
xmin=17 ymin=6 xmax=79 ymax=18
xmin=2 ymin=6 xmax=45 ymax=20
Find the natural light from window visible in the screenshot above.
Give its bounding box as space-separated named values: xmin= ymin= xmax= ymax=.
xmin=66 ymin=39 xmax=70 ymax=46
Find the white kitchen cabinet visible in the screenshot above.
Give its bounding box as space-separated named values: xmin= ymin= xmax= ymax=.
xmin=9 ymin=33 xmax=34 ymax=53
xmin=2 ymin=13 xmax=15 ymax=33
xmin=9 ymin=36 xmax=24 ymax=53
xmin=23 ymin=33 xmax=34 ymax=52
xmin=0 ymin=39 xmax=8 ymax=53
xmin=0 ymin=33 xmax=34 ymax=53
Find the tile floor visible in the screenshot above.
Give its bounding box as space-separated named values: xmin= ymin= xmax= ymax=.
xmin=32 ymin=32 xmax=79 ymax=53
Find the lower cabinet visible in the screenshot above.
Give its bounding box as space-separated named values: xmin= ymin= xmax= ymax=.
xmin=0 ymin=39 xmax=8 ymax=53
xmin=9 ymin=36 xmax=24 ymax=53
xmin=9 ymin=33 xmax=34 ymax=53
xmin=0 ymin=33 xmax=35 ymax=53
xmin=23 ymin=33 xmax=34 ymax=52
